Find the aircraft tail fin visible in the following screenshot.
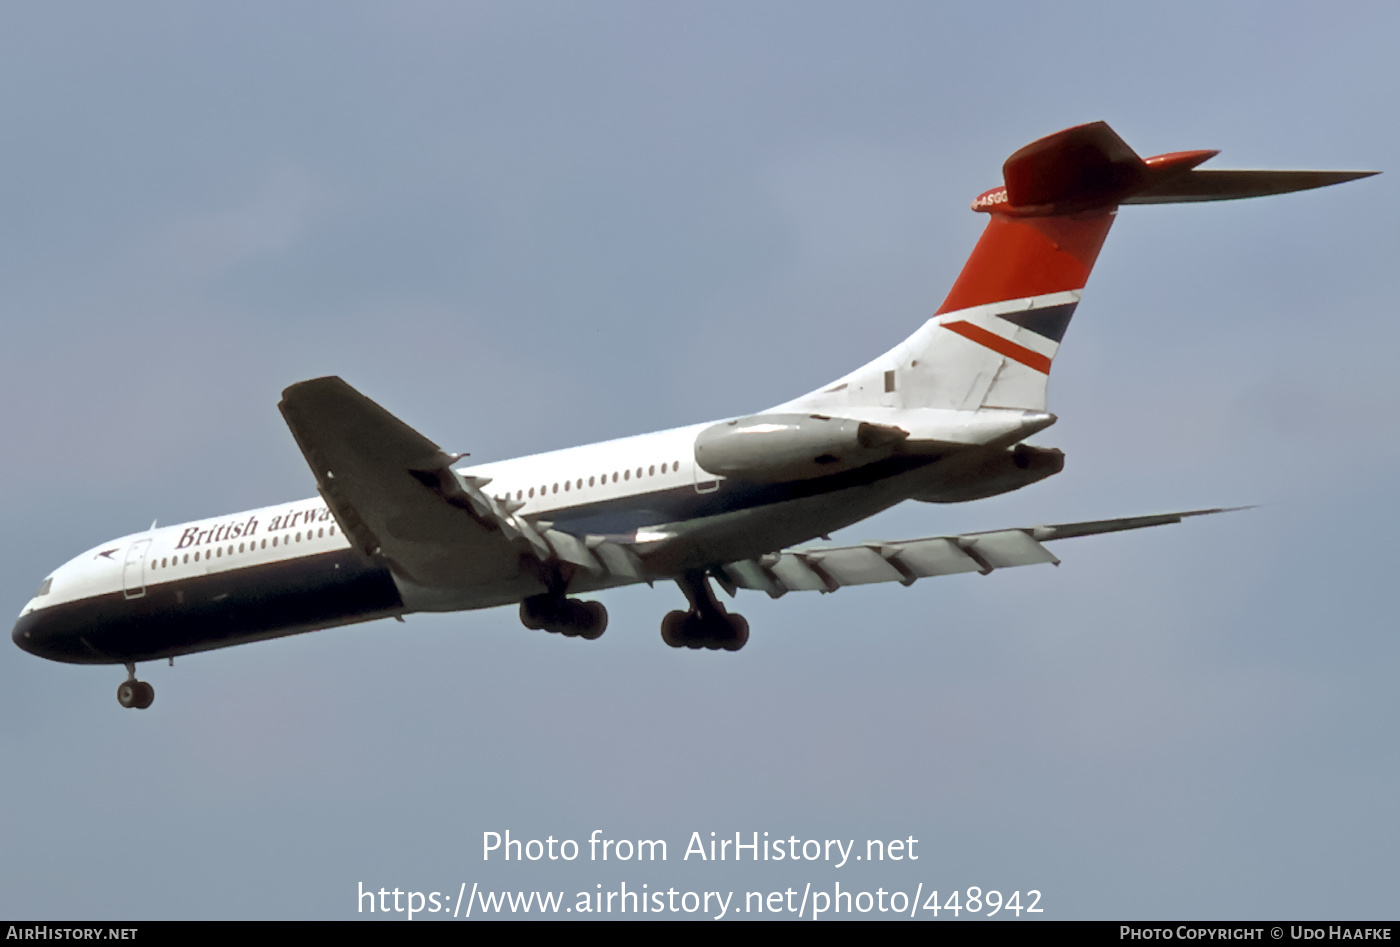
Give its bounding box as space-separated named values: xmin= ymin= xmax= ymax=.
xmin=777 ymin=122 xmax=1373 ymax=417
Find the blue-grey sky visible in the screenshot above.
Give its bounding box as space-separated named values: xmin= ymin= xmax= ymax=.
xmin=2 ymin=1 xmax=1396 ymax=920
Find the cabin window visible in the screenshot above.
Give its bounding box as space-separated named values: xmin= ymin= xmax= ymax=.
xmin=273 ymin=537 xmax=279 ymax=547
xmin=318 ymin=528 xmax=324 ymax=538
xmin=183 ymin=554 xmax=189 ymax=564
xmin=564 ymin=481 xmax=570 ymax=492
xmin=588 ymin=476 xmax=595 ymax=487
xmin=552 ymin=483 xmax=558 ymax=494
xmin=623 ymin=469 xmax=630 ymax=480
xmin=195 ymin=551 xmax=201 ymax=561
xmin=329 ymin=526 xmax=336 ymax=536
xmin=576 ymin=478 xmax=582 ymax=489
xmin=529 ymin=487 xmax=535 ymax=498
xmin=648 ymin=465 xmax=655 ymax=476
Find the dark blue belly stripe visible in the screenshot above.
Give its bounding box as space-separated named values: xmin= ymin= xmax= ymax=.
xmin=14 ymin=549 xmax=403 ymax=665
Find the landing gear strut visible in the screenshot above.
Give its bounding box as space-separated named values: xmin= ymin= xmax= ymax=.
xmin=519 ymin=594 xmax=608 ymax=639
xmin=660 ymin=570 xmax=749 ymax=651
xmin=116 ymin=663 xmax=154 ymax=709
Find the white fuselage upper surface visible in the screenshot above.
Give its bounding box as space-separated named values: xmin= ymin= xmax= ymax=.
xmin=14 ymin=410 xmax=974 ymax=665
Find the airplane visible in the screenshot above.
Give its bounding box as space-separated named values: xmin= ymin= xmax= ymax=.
xmin=11 ymin=122 xmax=1374 ymax=709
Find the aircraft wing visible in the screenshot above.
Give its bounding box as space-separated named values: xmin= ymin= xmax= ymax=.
xmin=713 ymin=508 xmax=1238 ymax=598
xmin=278 ymin=377 xmax=643 ymax=589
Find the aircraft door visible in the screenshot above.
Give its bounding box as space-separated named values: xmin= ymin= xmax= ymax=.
xmin=122 ymin=539 xmax=151 ymax=600
xmin=693 ymin=458 xmax=719 ymax=494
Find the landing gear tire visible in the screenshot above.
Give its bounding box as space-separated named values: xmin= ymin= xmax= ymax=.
xmin=520 ymin=594 xmax=607 ymax=639
xmin=659 ymin=609 xmax=749 ymax=651
xmin=661 ymin=610 xmax=688 ymax=648
xmin=117 ymin=680 xmax=155 ymax=709
xmin=519 ymin=600 xmax=546 ymax=630
xmin=720 ymin=613 xmax=749 ymax=651
xmin=578 ymin=601 xmax=608 ymax=640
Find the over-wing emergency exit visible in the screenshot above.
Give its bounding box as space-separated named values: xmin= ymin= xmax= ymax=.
xmin=12 ymin=122 xmax=1375 ymax=707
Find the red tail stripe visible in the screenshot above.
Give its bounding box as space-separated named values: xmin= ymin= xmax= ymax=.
xmin=942 ymin=320 xmax=1052 ymax=374
xmin=935 ymin=212 xmax=1115 ymax=315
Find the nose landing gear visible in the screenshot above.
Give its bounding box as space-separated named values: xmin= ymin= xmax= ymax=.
xmin=116 ymin=663 xmax=154 ymax=709
xmin=660 ymin=570 xmax=750 ymax=651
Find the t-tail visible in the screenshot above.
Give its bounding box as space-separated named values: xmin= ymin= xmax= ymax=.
xmin=775 ymin=121 xmax=1374 ymax=416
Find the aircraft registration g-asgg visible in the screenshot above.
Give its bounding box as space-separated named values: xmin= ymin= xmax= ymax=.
xmin=12 ymin=122 xmax=1374 ymax=708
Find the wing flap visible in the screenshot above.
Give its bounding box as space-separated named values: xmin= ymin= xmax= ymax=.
xmin=961 ymin=529 xmax=1061 ymax=569
xmin=803 ymin=546 xmax=907 ymax=587
xmin=882 ymin=537 xmax=985 ymax=578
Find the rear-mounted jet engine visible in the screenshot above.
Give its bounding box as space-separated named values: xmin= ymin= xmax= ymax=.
xmin=693 ymin=413 xmax=911 ymax=482
xmin=912 ymin=443 xmax=1065 ymax=503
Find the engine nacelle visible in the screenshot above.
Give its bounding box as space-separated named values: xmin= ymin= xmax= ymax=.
xmin=694 ymin=413 xmax=910 ymax=482
xmin=913 ymin=444 xmax=1064 ymax=503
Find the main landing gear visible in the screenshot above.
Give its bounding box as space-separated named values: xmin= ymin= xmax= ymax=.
xmin=519 ymin=593 xmax=608 ymax=639
xmin=116 ymin=663 xmax=154 ymax=709
xmin=661 ymin=570 xmax=749 ymax=651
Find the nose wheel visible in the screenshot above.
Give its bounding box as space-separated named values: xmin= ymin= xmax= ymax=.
xmin=117 ymin=664 xmax=155 ymax=709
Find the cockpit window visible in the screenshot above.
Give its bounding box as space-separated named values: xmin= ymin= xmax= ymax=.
xmin=35 ymin=577 xmax=52 ymax=598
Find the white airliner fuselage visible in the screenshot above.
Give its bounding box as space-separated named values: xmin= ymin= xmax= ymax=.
xmin=12 ymin=415 xmax=1008 ymax=658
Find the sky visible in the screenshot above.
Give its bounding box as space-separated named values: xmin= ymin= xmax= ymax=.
xmin=2 ymin=0 xmax=1396 ymax=921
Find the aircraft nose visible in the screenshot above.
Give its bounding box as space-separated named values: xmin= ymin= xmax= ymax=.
xmin=12 ymin=616 xmax=37 ymax=655
xmin=11 ymin=607 xmax=97 ymax=664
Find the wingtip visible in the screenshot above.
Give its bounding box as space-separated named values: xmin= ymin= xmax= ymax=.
xmin=1180 ymin=505 xmax=1256 ymax=517
xmin=1303 ymin=169 xmax=1380 ymax=185
xmin=281 ymin=375 xmax=347 ymax=396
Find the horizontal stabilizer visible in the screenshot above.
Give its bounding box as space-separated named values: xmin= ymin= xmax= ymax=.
xmin=1121 ymin=169 xmax=1378 ymax=204
xmin=972 ymin=122 xmax=1376 ymax=217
